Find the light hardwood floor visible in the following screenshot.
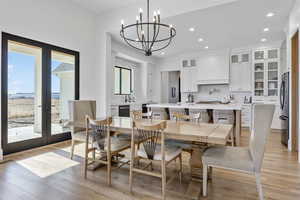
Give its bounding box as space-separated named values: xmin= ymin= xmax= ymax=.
xmin=1 ymin=130 xmax=300 ymax=200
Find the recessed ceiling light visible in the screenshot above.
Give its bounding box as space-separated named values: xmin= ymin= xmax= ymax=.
xmin=266 ymin=12 xmax=274 ymax=17
xmin=261 ymin=38 xmax=267 ymax=42
xmin=263 ymin=27 xmax=269 ymax=32
xmin=189 ymin=27 xmax=195 ymax=32
xmin=198 ymin=38 xmax=204 ymax=42
xmin=204 ymin=46 xmax=209 ymax=49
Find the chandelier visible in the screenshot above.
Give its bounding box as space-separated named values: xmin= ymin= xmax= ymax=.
xmin=120 ymin=0 xmax=176 ymax=56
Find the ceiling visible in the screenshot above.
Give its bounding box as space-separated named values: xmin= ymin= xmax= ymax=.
xmin=68 ymin=0 xmax=141 ymax=14
xmin=110 ymin=0 xmax=295 ymax=57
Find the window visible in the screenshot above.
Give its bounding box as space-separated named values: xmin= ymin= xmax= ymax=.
xmin=114 ymin=66 xmax=132 ymax=95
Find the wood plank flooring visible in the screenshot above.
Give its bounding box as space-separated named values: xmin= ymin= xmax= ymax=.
xmin=0 ymin=130 xmax=299 ymax=200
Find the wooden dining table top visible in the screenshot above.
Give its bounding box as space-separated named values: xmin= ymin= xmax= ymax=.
xmin=109 ymin=117 xmax=233 ymax=145
xmin=70 ymin=117 xmax=233 ymax=145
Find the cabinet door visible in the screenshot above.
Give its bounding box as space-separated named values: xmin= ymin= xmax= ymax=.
xmin=267 ymin=61 xmax=279 ymax=97
xmin=190 ymin=67 xmax=198 ymax=92
xmin=254 ymin=62 xmax=265 ymax=96
xmin=254 ymin=50 xmax=265 ymax=61
xmin=267 ymin=49 xmax=279 ymax=59
xmin=181 ymin=69 xmax=190 ymax=93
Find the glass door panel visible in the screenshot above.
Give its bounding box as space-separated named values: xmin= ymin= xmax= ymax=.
xmin=50 ymin=51 xmax=75 ymax=136
xmin=7 ymin=41 xmax=43 ymax=143
xmin=254 ymin=63 xmax=264 ymax=96
xmin=254 ymin=50 xmax=264 ymax=60
xmin=267 ymin=61 xmax=279 ymax=96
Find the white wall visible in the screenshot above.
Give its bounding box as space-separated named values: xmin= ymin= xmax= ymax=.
xmin=109 ymin=39 xmax=160 ymax=109
xmin=0 ymin=0 xmax=98 ymax=157
xmin=286 ymin=0 xmax=300 ymax=159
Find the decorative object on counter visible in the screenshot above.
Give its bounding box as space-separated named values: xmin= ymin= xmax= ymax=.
xmin=120 ymin=0 xmax=176 ymax=56
xmin=244 ymin=96 xmax=252 ymax=104
xmin=187 ymin=93 xmax=194 ymax=103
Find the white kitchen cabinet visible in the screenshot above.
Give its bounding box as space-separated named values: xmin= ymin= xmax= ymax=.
xmin=196 ymin=50 xmax=230 ymax=85
xmin=230 ymin=51 xmax=252 ymax=92
xmin=241 ymin=104 xmax=252 ymax=127
xmin=181 ymin=67 xmax=198 ymax=93
xmin=110 ymin=105 xmax=119 ymax=117
xmin=253 ymin=48 xmax=280 ymax=102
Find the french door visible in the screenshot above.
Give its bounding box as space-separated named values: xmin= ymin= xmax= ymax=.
xmin=1 ymin=33 xmax=79 ymax=154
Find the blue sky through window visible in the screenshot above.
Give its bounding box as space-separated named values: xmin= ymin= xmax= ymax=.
xmin=8 ymin=52 xmax=60 ymax=94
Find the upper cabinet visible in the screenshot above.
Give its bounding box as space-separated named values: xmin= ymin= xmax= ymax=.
xmin=230 ymin=50 xmax=252 ymax=92
xmin=196 ymin=50 xmax=230 ymax=85
xmin=181 ymin=65 xmax=198 ymax=93
xmin=253 ymin=48 xmax=280 ymax=101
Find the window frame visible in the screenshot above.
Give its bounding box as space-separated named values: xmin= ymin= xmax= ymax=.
xmin=114 ymin=66 xmax=132 ymax=95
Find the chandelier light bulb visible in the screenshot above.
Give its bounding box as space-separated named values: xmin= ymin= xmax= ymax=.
xmin=169 ymin=24 xmax=173 ymax=28
xmin=139 ymin=8 xmax=143 ymax=13
xmin=157 ymin=9 xmax=160 ymax=15
xmin=141 ymin=30 xmax=145 ymax=35
xmin=153 ymin=11 xmax=157 ymax=17
xmin=136 ymin=16 xmax=139 ymax=21
xmin=121 ymin=19 xmax=124 ymax=25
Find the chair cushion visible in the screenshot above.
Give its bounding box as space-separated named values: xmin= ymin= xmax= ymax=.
xmin=103 ymin=137 xmax=131 ymax=152
xmin=73 ymin=131 xmax=130 ymax=153
xmin=137 ymin=144 xmax=182 ymax=162
xmin=202 ymin=146 xmax=255 ymax=173
xmin=72 ymin=130 xmax=93 ymax=141
xmin=165 ymin=139 xmax=192 ymax=150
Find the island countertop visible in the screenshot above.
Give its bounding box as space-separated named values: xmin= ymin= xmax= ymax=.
xmin=146 ymin=103 xmax=242 ymax=110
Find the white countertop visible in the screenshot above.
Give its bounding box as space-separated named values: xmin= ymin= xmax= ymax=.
xmin=147 ymin=103 xmax=242 ymax=110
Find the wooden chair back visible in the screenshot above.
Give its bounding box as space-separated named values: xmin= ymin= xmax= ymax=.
xmin=132 ymin=120 xmax=167 ymax=160
xmin=86 ymin=116 xmax=112 ymax=150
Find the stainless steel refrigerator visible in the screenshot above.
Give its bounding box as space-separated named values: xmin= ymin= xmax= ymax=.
xmin=279 ymin=72 xmax=289 ymax=146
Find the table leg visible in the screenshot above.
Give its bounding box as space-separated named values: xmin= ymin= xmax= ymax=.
xmin=186 ymin=143 xmax=209 ymax=200
xmin=234 ymin=110 xmax=241 ymax=146
xmin=190 ymin=143 xmax=208 ymax=181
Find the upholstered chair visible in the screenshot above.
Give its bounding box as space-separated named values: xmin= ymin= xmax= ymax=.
xmin=68 ymin=100 xmax=96 ymax=159
xmin=202 ymin=104 xmax=275 ymax=200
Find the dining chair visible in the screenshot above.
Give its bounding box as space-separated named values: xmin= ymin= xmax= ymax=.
xmin=129 ymin=120 xmax=183 ymax=200
xmin=189 ymin=109 xmax=209 ymax=123
xmin=84 ymin=116 xmax=131 ymax=186
xmin=68 ymin=100 xmax=96 ymax=160
xmin=202 ymin=104 xmax=275 ymax=200
xmin=169 ymin=108 xmax=186 ymax=120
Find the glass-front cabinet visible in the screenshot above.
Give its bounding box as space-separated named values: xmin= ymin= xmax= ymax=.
xmin=253 ymin=48 xmax=280 ymax=100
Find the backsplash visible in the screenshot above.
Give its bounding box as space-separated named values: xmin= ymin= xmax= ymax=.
xmin=182 ymin=85 xmax=252 ymax=104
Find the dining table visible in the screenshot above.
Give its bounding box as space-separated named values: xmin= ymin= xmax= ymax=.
xmin=110 ymin=117 xmax=233 ymax=199
xmin=74 ymin=116 xmax=233 ymax=199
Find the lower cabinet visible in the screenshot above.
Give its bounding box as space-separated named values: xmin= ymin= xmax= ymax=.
xmin=111 ymin=105 xmax=119 ymax=117
xmin=241 ymin=104 xmax=252 ymax=128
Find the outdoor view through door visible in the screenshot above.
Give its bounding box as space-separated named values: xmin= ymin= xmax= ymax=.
xmin=7 ymin=41 xmax=43 ymax=143
xmin=51 ymin=51 xmax=75 ymax=135
xmin=2 ymin=33 xmax=79 ymax=154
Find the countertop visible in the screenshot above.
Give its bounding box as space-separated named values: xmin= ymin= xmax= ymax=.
xmin=146 ymin=103 xmax=242 ymax=110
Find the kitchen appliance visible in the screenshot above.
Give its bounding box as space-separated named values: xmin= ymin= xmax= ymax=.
xmin=279 ymin=72 xmax=289 ymax=146
xmin=119 ymin=105 xmax=130 ymax=117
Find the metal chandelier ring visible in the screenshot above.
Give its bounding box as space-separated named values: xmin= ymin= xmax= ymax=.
xmin=120 ymin=22 xmax=176 ymax=43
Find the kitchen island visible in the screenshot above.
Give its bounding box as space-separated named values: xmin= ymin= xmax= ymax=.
xmin=147 ymin=103 xmax=242 ymax=146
